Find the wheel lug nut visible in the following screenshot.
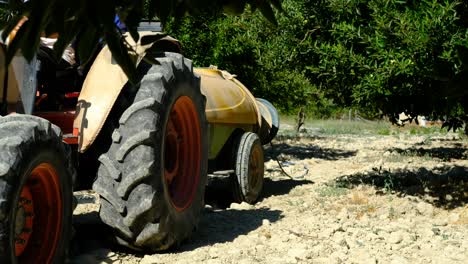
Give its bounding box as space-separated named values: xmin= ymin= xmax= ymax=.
xmin=19 ymin=197 xmax=32 ymax=205
xmin=15 ymin=238 xmax=26 ymax=244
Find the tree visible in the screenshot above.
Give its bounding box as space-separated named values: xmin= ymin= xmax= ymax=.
xmin=167 ymin=0 xmax=468 ymax=131
xmin=299 ymin=0 xmax=468 ymax=131
xmin=165 ymin=0 xmax=333 ymax=114
xmin=0 ymin=0 xmax=282 ymax=81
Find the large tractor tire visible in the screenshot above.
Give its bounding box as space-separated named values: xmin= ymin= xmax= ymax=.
xmin=93 ymin=52 xmax=208 ymax=251
xmin=0 ymin=114 xmax=74 ymax=263
xmin=231 ymin=132 xmax=264 ymax=204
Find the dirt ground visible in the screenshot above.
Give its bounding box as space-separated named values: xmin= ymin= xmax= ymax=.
xmin=71 ymin=124 xmax=468 ymax=264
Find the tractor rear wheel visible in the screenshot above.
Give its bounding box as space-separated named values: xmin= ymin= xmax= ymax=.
xmin=231 ymin=132 xmax=264 ymax=204
xmin=0 ymin=115 xmax=74 ymax=264
xmin=93 ymin=52 xmax=208 ymax=251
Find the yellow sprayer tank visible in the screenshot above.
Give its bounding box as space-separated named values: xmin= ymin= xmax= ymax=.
xmin=194 ymin=68 xmax=260 ymax=125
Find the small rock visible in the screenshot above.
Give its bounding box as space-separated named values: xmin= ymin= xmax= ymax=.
xmin=448 ymin=213 xmax=460 ymax=223
xmin=366 ymin=232 xmax=379 ymax=242
xmin=410 ymin=244 xmax=421 ymax=250
xmin=337 ymin=208 xmax=349 ymax=221
xmin=388 ymin=232 xmax=403 ymax=244
xmin=434 ymin=219 xmax=448 ymax=226
xmin=287 ymin=248 xmax=310 ymax=260
xmin=227 ymin=247 xmax=242 ymax=255
xmin=416 ymin=202 xmax=433 ymax=216
xmin=229 ymin=202 xmax=253 ymax=210
xmin=333 ymin=224 xmax=346 ymax=233
xmin=349 ymin=249 xmax=375 ymax=264
xmin=262 ymin=219 xmax=271 ymax=226
xmin=208 ymin=247 xmax=219 ymax=258
xmin=445 ymin=194 xmax=453 ymax=201
xmin=329 ymin=251 xmax=347 ymax=263
xmin=379 ymin=213 xmax=389 ymax=220
xmin=332 ymin=232 xmax=344 ymax=242
xmin=339 ymin=238 xmax=350 ymax=249
xmin=320 ymin=228 xmax=335 ymax=238
xmin=255 ymin=244 xmax=266 ymax=252
xmin=289 ymin=233 xmax=299 ymax=241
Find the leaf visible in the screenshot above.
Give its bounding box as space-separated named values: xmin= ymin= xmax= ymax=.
xmin=104 ymin=30 xmax=137 ymax=83
xmin=5 ymin=17 xmax=29 ymax=65
xmin=142 ymin=55 xmax=160 ymax=65
xmin=1 ymin=14 xmax=23 ymax=42
xmin=20 ymin=0 xmax=56 ymax=61
xmin=76 ymin=25 xmax=101 ymax=66
xmin=140 ymin=33 xmax=168 ymax=46
xmin=257 ymin=0 xmax=278 ymax=26
xmin=269 ymin=0 xmax=284 ymax=13
xmin=125 ymin=2 xmax=143 ymax=42
xmin=53 ymin=18 xmax=81 ymax=62
xmin=223 ymin=0 xmax=247 ymax=15
xmin=173 ymin=2 xmax=187 ymax=23
xmin=150 ymin=0 xmax=173 ymax=26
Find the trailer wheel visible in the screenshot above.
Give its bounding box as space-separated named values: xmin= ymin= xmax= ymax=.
xmin=0 ymin=115 xmax=73 ymax=264
xmin=93 ymin=52 xmax=208 ymax=251
xmin=231 ymin=132 xmax=264 ymax=204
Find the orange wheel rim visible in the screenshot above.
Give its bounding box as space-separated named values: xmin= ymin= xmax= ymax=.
xmin=15 ymin=163 xmax=62 ymax=263
xmin=164 ymin=96 xmax=201 ymax=212
xmin=249 ymin=144 xmax=263 ymax=189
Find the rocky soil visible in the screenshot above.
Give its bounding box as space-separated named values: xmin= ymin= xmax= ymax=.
xmin=71 ymin=125 xmax=468 ymax=264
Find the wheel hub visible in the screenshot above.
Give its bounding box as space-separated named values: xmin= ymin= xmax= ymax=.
xmin=14 ymin=187 xmax=34 ymax=257
xmin=248 ymin=144 xmax=263 ymax=188
xmin=14 ymin=163 xmax=62 ymax=263
xmin=164 ymin=96 xmax=201 ymax=212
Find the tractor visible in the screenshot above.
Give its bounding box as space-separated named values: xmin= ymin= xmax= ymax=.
xmin=0 ymin=20 xmax=279 ymax=263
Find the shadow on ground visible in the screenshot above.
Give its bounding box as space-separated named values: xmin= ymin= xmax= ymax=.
xmin=205 ymin=177 xmax=313 ymax=209
xmin=70 ymin=186 xmax=286 ymax=260
xmin=70 ymin=207 xmax=282 ymax=259
xmin=265 ymin=143 xmax=357 ymax=161
xmin=70 ymin=212 xmax=124 ymax=262
xmin=389 ymin=146 xmax=467 ymax=161
xmin=177 ymin=207 xmax=283 ymax=252
xmin=335 ymin=165 xmax=468 ymax=209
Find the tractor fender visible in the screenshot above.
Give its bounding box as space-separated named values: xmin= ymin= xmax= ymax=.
xmin=74 ymin=32 xmax=179 ymax=152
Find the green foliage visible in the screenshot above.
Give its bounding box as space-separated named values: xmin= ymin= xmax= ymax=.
xmin=166 ymin=0 xmax=467 ymax=129
xmin=0 ymin=0 xmax=282 ymax=82
xmin=1 ymin=0 xmax=466 ymax=130
xmin=166 ymin=0 xmax=330 ymax=113
xmin=300 ymin=0 xmax=468 ymax=128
